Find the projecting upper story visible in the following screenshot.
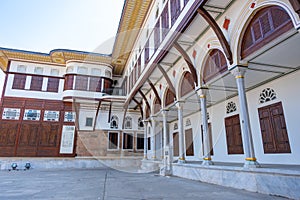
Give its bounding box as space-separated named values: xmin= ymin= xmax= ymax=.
xmin=0 ymin=48 xmax=126 ymax=102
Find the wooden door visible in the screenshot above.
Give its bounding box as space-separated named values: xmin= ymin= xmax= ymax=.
xmin=16 ymin=123 xmax=40 ymax=156
xmin=37 ymin=123 xmax=61 ymax=156
xmin=185 ymin=128 xmax=194 ymax=156
xmin=173 ymin=132 xmax=179 ymax=157
xmin=258 ymin=102 xmax=291 ymax=153
xmin=225 ymin=115 xmax=244 ymax=154
xmin=201 ymin=123 xmax=214 ymax=156
xmin=0 ymin=122 xmax=19 ymax=156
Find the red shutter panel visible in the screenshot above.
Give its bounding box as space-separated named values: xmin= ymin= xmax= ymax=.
xmin=12 ymin=74 xmax=26 ymax=89
xmin=185 ymin=128 xmax=194 ymax=156
xmin=30 ymin=76 xmax=43 ymax=91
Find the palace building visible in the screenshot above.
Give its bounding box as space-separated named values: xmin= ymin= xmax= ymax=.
xmin=0 ymin=0 xmax=300 ymax=198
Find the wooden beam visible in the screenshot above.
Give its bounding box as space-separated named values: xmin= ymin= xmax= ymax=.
xmin=121 ymin=106 xmax=128 ymax=129
xmin=147 ymin=79 xmax=161 ymax=105
xmin=197 ymin=7 xmax=233 ymax=64
xmin=133 ymin=97 xmax=144 ymax=118
xmin=93 ymin=101 xmax=102 ymax=131
xmin=138 ymin=89 xmax=151 ymax=110
xmin=289 ymin=0 xmax=300 ymax=15
xmin=173 ymin=42 xmax=198 ymax=85
xmin=157 ymin=64 xmax=176 ymax=94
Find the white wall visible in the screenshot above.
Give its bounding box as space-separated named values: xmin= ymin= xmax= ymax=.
xmin=169 ymin=70 xmax=300 ymax=165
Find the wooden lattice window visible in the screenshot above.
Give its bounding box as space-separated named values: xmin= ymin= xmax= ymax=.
xmin=170 ymin=0 xmax=181 ymax=26
xmin=161 ymin=4 xmax=169 ymax=39
xmin=75 ymin=75 xmax=88 ymax=91
xmin=203 ymin=49 xmax=228 ymax=83
xmin=30 ymin=76 xmax=43 ymax=91
xmin=89 ymin=77 xmax=102 ymax=92
xmin=12 ymin=74 xmax=26 ymax=89
xmin=241 ymin=6 xmax=293 ymax=59
xmin=154 ymin=20 xmax=161 ymax=51
xmin=180 ymin=72 xmax=195 ymax=97
xmin=165 ymin=88 xmax=176 ymax=106
xmin=64 ymin=75 xmax=74 ymax=90
xmin=47 ymin=77 xmax=60 ymax=92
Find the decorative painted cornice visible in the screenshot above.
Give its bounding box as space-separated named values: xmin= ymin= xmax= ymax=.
xmin=0 ymin=48 xmax=112 ymax=71
xmin=112 ymin=0 xmax=153 ymax=75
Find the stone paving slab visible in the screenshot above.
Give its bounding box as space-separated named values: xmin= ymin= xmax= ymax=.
xmin=0 ymin=168 xmax=286 ymax=200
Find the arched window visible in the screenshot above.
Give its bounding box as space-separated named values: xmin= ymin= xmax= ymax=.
xmin=241 ymin=6 xmax=293 ymax=59
xmin=153 ymin=98 xmax=161 ymax=114
xmin=124 ymin=116 xmax=132 ymax=129
xmin=180 ymin=72 xmax=195 ymax=97
xmin=138 ymin=117 xmax=144 ymax=130
xmin=110 ymin=115 xmax=118 ymax=129
xmin=202 ymin=49 xmax=228 ymax=83
xmin=165 ymin=88 xmax=176 ymax=107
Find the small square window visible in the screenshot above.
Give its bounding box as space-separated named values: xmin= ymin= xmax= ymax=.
xmin=85 ymin=117 xmax=93 ymax=127
xmin=64 ymin=112 xmax=76 ymax=122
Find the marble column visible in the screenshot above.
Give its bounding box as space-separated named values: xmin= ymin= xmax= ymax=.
xmin=143 ymin=120 xmax=149 ymax=160
xmin=151 ymin=116 xmax=157 ymax=160
xmin=175 ymin=101 xmax=185 ymax=163
xmin=231 ymin=66 xmax=259 ymax=168
xmin=198 ymin=87 xmax=213 ymax=165
xmin=162 ymin=109 xmax=171 ymax=175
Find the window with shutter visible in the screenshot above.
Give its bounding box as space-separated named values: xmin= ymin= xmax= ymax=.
xmin=47 ymin=77 xmax=59 ymax=92
xmin=203 ymin=49 xmax=228 ymax=83
xmin=241 ymin=6 xmax=293 ymax=59
xmin=12 ymin=74 xmax=26 ymax=89
xmin=30 ymin=76 xmax=43 ymax=91
xmin=64 ymin=75 xmax=74 ymax=90
xmin=180 ymin=72 xmax=195 ymax=97
xmin=75 ymin=75 xmax=88 ymax=91
xmin=165 ymin=88 xmax=176 ymax=106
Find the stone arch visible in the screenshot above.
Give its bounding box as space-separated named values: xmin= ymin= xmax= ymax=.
xmin=240 ymin=5 xmax=294 ymax=60
xmin=179 ymin=71 xmax=195 ymax=98
xmin=201 ymin=49 xmax=228 ymax=84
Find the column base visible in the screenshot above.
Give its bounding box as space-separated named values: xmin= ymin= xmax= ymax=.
xmin=243 ymin=160 xmax=260 ymax=168
xmin=202 ymin=159 xmax=214 ymax=166
xmin=177 ymin=158 xmax=186 ymax=164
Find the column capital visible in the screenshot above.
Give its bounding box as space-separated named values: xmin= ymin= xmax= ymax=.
xmin=230 ymin=66 xmax=248 ymax=79
xmin=196 ymin=86 xmax=209 ymax=98
xmin=175 ymin=100 xmax=185 ymax=109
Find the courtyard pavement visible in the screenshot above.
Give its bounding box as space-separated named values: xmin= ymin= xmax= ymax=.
xmin=0 ymin=168 xmax=287 ymax=200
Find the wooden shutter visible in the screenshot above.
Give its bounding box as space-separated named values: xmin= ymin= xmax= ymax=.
xmin=203 ymin=49 xmax=228 ymax=83
xmin=180 ymin=72 xmax=195 ymax=97
xmin=75 ymin=75 xmax=88 ymax=91
xmin=258 ymin=102 xmax=291 ymax=153
xmin=173 ymin=132 xmax=179 ymax=156
xmin=241 ymin=6 xmax=293 ymax=58
xmin=185 ymin=128 xmax=194 ymax=156
xmin=64 ymin=75 xmax=74 ymax=90
xmin=225 ymin=115 xmax=244 ymax=154
xmin=165 ymin=88 xmax=176 ymax=106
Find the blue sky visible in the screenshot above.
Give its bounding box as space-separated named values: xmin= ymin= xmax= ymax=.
xmin=0 ymin=0 xmax=124 ymax=54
